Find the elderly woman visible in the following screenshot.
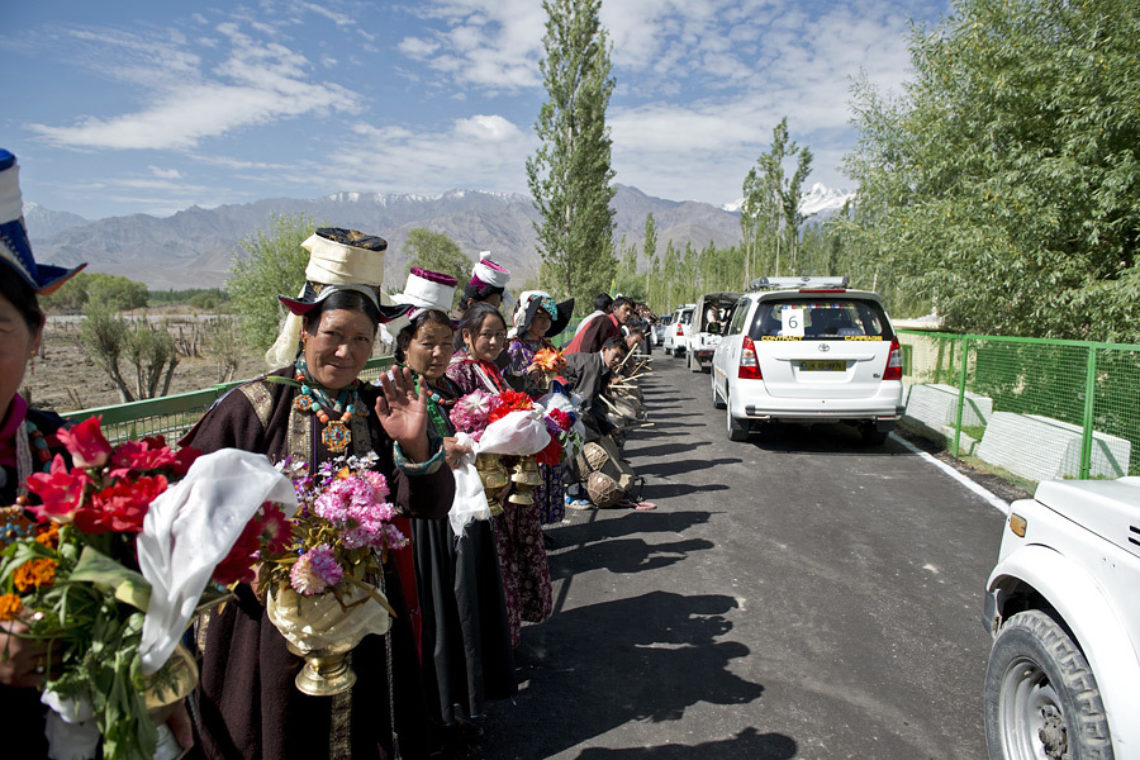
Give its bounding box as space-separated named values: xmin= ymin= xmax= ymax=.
xmin=446 ymin=304 xmax=552 ymax=648
xmin=505 ymin=292 xmax=574 ymax=529
xmin=0 ymin=150 xmax=89 ymax=758
xmin=181 ymin=229 xmax=454 ymax=760
xmin=388 ymin=275 xmax=515 ymax=749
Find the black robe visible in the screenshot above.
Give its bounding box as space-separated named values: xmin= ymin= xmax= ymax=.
xmin=179 ymin=369 xmax=454 ymax=760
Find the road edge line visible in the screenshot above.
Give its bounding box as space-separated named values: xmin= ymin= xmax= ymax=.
xmin=890 ymin=433 xmax=1009 ymax=515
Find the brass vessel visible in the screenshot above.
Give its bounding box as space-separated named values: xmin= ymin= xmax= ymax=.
xmin=475 ymin=452 xmax=508 ymax=516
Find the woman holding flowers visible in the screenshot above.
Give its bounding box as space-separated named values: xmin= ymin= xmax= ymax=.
xmin=505 ymin=292 xmax=574 ymax=528
xmin=0 ymin=150 xmax=89 ymax=759
xmin=180 ymin=229 xmax=454 ymax=760
xmin=446 ymin=304 xmax=552 ymax=648
xmin=392 ymin=299 xmax=515 ymax=750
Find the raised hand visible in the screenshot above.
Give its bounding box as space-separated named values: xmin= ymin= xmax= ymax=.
xmin=374 ymin=366 xmax=430 ymax=461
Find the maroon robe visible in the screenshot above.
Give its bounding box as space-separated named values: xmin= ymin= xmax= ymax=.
xmin=180 ymin=369 xmax=454 ymax=760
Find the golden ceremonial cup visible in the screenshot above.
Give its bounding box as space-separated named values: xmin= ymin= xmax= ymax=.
xmin=475 ymin=452 xmax=508 ymax=516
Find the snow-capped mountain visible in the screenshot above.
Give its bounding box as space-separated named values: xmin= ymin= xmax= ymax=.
xmin=722 ymin=183 xmax=854 ymax=219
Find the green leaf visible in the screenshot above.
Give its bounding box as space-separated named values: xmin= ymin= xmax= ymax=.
xmin=70 ymin=547 xmax=152 ymax=611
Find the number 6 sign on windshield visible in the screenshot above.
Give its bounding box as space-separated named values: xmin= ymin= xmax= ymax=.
xmin=781 ymin=306 xmax=805 ymax=337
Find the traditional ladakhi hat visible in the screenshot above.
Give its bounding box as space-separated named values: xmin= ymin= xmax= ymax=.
xmin=0 ymin=149 xmax=86 ymax=295
xmin=467 ymin=250 xmax=514 ymax=314
xmin=510 ymin=290 xmax=575 ymax=339
xmin=265 ymin=227 xmax=407 ymax=368
xmin=378 ymin=267 xmax=459 ymax=343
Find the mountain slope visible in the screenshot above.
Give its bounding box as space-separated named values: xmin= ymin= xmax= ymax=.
xmin=26 ymin=183 xmax=850 ymax=290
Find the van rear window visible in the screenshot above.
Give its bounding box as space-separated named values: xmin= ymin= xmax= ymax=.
xmin=748 ymin=299 xmax=890 ymax=340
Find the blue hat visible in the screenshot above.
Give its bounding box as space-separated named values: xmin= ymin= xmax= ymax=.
xmin=0 ymin=149 xmax=86 ymax=295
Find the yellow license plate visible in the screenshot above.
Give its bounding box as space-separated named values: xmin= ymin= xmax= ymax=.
xmin=799 ymin=360 xmax=845 ymax=372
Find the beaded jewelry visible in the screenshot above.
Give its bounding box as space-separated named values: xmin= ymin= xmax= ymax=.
xmin=291 ymin=369 xmax=364 ymax=454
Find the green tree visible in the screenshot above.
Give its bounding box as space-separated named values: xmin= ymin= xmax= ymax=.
xmin=403 ymin=229 xmax=473 ymax=309
xmin=743 ymin=117 xmax=814 ymax=278
xmin=844 ymin=0 xmax=1140 ymax=339
xmin=227 ymin=214 xmax=317 ymax=352
xmin=526 ymin=0 xmax=617 ymax=304
xmin=79 ymin=305 xmax=179 ymax=402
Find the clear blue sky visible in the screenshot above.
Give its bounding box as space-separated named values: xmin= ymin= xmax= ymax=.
xmin=2 ymin=0 xmax=949 ymax=220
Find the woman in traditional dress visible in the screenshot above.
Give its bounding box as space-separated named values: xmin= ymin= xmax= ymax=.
xmin=181 ymin=228 xmax=454 ymax=760
xmin=389 ymin=278 xmax=515 ymax=750
xmin=505 ymin=292 xmax=575 ymax=529
xmin=445 ymin=304 xmax=552 ymax=648
xmin=0 ymin=149 xmax=89 ymax=759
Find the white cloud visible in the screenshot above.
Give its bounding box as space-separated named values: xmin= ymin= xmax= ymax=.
xmin=325 ymin=113 xmax=533 ymax=194
xmin=28 ymin=21 xmax=361 ymax=151
xmin=148 ymin=165 xmax=182 ymax=179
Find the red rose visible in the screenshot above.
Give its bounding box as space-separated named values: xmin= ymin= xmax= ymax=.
xmin=488 ymin=390 xmax=534 ymax=423
xmin=56 ymin=416 xmax=112 ymax=469
xmin=109 ymin=439 xmax=179 ymax=477
xmin=76 ymin=474 xmax=168 ymax=534
xmin=535 ymin=436 xmax=563 ymax=466
xmin=547 ymin=409 xmax=572 ymax=431
xmin=26 ymin=455 xmax=91 ymax=523
xmin=212 ymin=520 xmax=260 ymax=586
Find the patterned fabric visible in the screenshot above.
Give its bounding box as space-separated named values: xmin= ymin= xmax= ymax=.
xmin=505 ymin=337 xmax=565 ymax=524
xmin=443 ymin=349 xmax=553 ymax=646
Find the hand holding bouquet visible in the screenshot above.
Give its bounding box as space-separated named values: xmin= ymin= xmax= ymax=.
xmin=257 ymin=453 xmax=409 ymax=696
xmin=0 ymin=417 xmax=296 ymax=760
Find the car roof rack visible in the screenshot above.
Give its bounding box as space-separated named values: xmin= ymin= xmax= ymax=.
xmin=748 ymin=276 xmax=849 ymax=291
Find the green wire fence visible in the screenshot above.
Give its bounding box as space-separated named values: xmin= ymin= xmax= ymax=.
xmin=897 ymin=331 xmax=1140 ymax=479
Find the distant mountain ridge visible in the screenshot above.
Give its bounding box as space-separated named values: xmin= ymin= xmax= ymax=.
xmin=25 ymin=184 xmax=852 ymax=290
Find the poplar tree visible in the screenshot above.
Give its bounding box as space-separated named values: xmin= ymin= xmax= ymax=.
xmin=742 ymin=118 xmax=813 ymax=278
xmin=526 ymin=0 xmax=617 ymax=303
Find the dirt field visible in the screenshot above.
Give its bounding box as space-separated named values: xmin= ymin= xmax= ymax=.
xmin=25 ymin=309 xmax=399 ymax=414
xmin=24 ymin=315 xmax=268 ymax=413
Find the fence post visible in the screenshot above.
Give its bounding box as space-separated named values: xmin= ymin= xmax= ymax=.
xmin=953 ymin=336 xmax=970 ymax=457
xmin=1079 ymin=346 xmax=1097 ymax=479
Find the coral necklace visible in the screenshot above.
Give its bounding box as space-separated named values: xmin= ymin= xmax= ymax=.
xmin=291 ymin=366 xmax=364 ymax=454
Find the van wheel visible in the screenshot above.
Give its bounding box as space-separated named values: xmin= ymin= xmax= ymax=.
xmin=861 ymin=424 xmax=890 ymax=446
xmin=984 ymin=610 xmax=1113 ymax=760
xmin=664 ymin=347 xmax=672 ymax=356
xmin=725 ymin=396 xmax=749 ymax=442
xmin=712 ymin=377 xmax=726 ymax=409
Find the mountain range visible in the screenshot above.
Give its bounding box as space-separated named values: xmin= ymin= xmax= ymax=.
xmin=24 ymin=183 xmax=853 ymax=291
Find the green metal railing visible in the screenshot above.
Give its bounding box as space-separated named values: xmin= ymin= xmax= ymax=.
xmin=68 ymin=357 xmax=397 ymax=444
xmin=897 ymin=331 xmax=1140 ymax=478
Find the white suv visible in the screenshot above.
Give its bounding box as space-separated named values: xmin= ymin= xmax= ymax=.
xmin=710 ymin=277 xmax=904 ymax=444
xmin=663 ymin=304 xmax=695 ymax=357
xmin=982 ymin=477 xmax=1140 ymax=759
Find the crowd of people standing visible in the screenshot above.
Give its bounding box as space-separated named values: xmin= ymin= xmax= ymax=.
xmin=0 ymin=149 xmax=657 ymax=760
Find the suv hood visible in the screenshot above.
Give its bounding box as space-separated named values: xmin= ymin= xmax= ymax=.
xmin=1033 ymin=477 xmax=1140 ymax=558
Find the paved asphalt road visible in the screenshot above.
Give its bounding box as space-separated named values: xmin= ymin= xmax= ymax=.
xmin=468 ymin=355 xmax=1008 ymax=759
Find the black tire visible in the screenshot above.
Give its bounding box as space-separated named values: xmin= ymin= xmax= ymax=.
xmin=984 ymin=609 xmax=1113 ymax=760
xmin=664 ymin=346 xmax=672 ymax=356
xmin=712 ymin=376 xmax=726 ymax=409
xmin=861 ymin=425 xmax=890 ymax=446
xmin=725 ymin=394 xmax=749 ymax=442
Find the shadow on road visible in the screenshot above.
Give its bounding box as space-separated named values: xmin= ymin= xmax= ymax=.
xmin=641 ymin=481 xmax=730 ymax=499
xmin=473 ymin=591 xmax=765 ymax=759
xmin=738 ymin=422 xmax=907 ymax=456
xmin=573 ymin=727 xmax=798 ymax=759
xmin=638 ymin=457 xmax=742 ymax=478
xmin=623 ymin=440 xmax=711 ymax=458
xmin=548 ymin=536 xmax=716 ymax=579
xmin=553 ymin=510 xmax=712 ymax=543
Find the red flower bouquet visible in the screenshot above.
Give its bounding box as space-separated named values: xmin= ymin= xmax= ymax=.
xmin=1 ymin=417 xmax=296 ymax=760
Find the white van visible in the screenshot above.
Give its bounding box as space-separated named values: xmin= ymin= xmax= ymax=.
xmin=711 ymin=277 xmax=904 ymax=444
xmin=662 ymin=304 xmax=695 ymax=357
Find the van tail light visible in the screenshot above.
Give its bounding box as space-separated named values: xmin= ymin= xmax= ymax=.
xmin=738 ymin=336 xmax=762 ymax=379
xmin=883 ymin=338 xmax=903 ymax=380
xmin=676 ymin=324 xmax=684 ymax=336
